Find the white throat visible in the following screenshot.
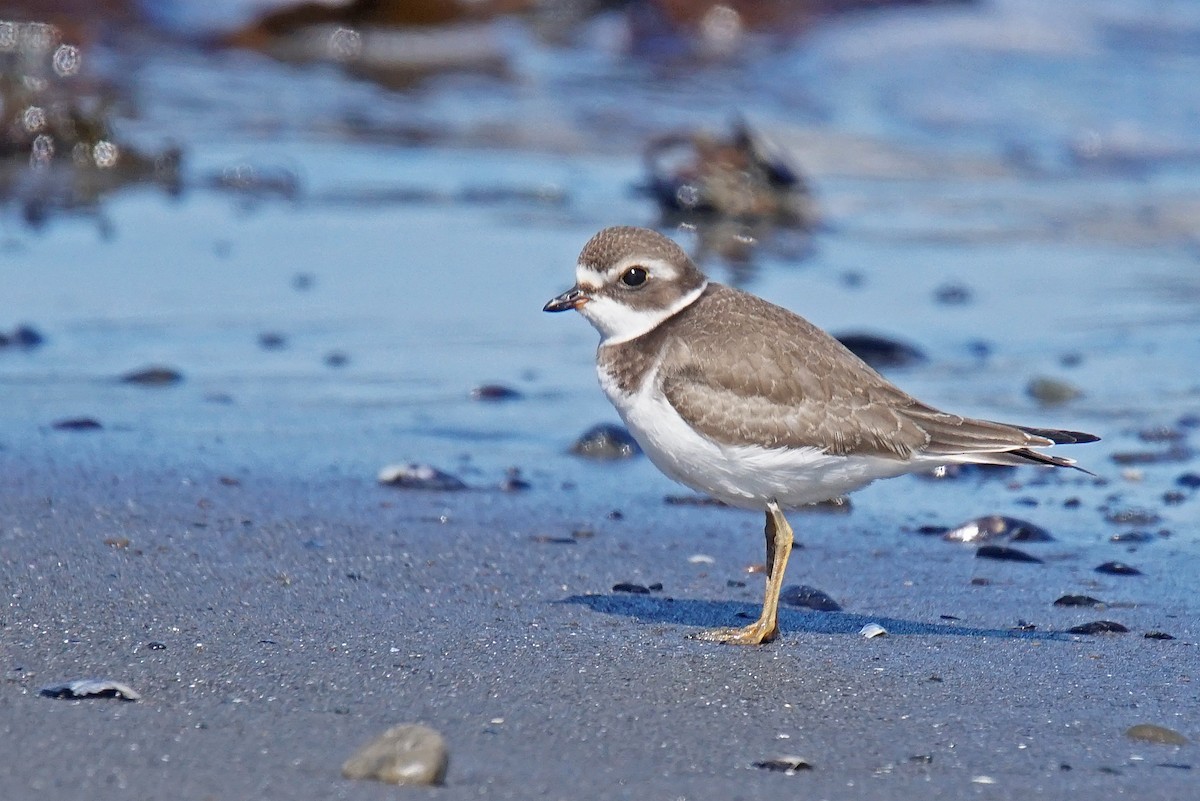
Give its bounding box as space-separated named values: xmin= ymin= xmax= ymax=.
xmin=580 ymin=281 xmax=708 ymax=345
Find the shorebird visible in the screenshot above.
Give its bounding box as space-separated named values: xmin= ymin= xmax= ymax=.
xmin=545 ymin=226 xmax=1097 ymax=644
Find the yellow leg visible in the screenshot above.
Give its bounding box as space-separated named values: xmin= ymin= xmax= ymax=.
xmin=691 ymin=501 xmax=793 ymax=646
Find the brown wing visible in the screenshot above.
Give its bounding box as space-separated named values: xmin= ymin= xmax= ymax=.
xmin=654 ymin=284 xmax=1092 ymax=463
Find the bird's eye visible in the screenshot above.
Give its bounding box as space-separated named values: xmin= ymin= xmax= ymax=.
xmin=620 ymin=266 xmax=648 ymax=288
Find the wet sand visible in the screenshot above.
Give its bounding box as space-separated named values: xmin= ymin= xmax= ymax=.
xmin=1 ymin=432 xmax=1195 ymax=800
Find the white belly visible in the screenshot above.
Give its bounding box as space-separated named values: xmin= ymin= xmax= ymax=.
xmin=598 ymin=362 xmax=916 ymax=510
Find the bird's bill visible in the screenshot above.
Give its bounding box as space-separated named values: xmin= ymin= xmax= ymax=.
xmin=543 ymin=286 xmax=589 ymax=312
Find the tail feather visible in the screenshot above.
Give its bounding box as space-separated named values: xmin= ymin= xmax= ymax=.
xmin=1014 ymin=425 xmax=1101 ymax=446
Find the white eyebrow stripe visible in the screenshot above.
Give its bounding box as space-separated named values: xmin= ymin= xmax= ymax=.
xmin=575 ymin=264 xmax=605 ymax=291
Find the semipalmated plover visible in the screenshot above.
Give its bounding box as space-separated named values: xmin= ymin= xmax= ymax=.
xmin=545 ymin=226 xmax=1097 ymax=645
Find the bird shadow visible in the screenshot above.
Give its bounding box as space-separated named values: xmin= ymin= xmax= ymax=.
xmin=559 ymin=593 xmax=1069 ymax=641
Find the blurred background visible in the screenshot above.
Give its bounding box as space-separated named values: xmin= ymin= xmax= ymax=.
xmin=1 ymin=0 xmax=1198 ymax=506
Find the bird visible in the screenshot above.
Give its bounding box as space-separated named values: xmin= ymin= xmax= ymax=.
xmin=543 ymin=226 xmax=1099 ymax=646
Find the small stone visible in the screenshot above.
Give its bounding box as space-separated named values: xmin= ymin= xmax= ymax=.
xmin=1067 ymin=620 xmax=1129 ymax=635
xmin=377 ymin=463 xmax=467 ymax=491
xmin=944 ymin=515 xmax=1053 ymax=544
xmin=5 ymin=324 xmax=46 ymax=348
xmin=1054 ymin=594 xmax=1105 ymax=607
xmin=612 ymin=582 xmax=650 ymax=594
xmin=1144 ymin=631 xmax=1176 ymax=640
xmin=258 ymin=331 xmax=287 ymax=350
xmin=934 ymin=283 xmax=972 ymax=305
xmin=145 ymin=641 xmax=167 ymax=650
xmin=976 ymin=545 xmax=1043 ymax=563
xmin=570 ymin=423 xmax=640 ymax=460
xmin=120 ymin=366 xmax=183 ymax=386
xmin=834 ymin=332 xmax=925 ymax=369
xmin=1125 ymin=724 xmax=1188 ymax=746
xmin=1111 ymin=447 xmax=1192 ymax=465
xmin=1027 ymin=376 xmax=1082 ymax=406
xmin=780 ymin=585 xmax=842 ymax=612
xmin=324 ymin=350 xmax=350 ymax=368
xmin=51 ymin=417 xmax=102 ymax=431
xmin=342 ymin=724 xmax=448 ymax=786
xmin=39 ymin=679 xmax=141 ymax=701
xmin=860 ymin=623 xmax=888 ymax=638
xmin=752 ymin=756 xmax=812 ymax=773
xmin=1109 ymin=530 xmax=1156 ymax=543
xmin=1176 ymin=472 xmax=1200 ymax=489
xmin=499 ymin=467 xmax=530 ymax=492
xmin=1095 ymin=561 xmax=1142 ymax=576
xmin=1162 ymin=490 xmax=1187 ymax=505
xmin=103 ymin=537 xmax=130 ymax=549
xmin=470 ymin=384 xmax=522 ymax=401
xmin=1104 ymin=508 xmax=1161 ymax=526
xmin=291 ymin=272 xmax=315 ymax=291
xmin=664 ymin=494 xmax=727 ymax=507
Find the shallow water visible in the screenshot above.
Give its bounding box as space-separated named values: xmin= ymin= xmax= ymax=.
xmin=2 ymin=0 xmax=1199 ymax=623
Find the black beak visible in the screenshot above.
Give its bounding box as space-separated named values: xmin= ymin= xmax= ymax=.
xmin=543 ymin=286 xmax=589 ymax=313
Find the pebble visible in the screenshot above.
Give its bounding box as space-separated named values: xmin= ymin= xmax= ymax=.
xmin=1144 ymin=631 xmax=1176 ymax=640
xmin=752 ymin=756 xmax=813 ymax=774
xmin=834 ymin=332 xmax=925 ymax=369
xmin=258 ymin=331 xmax=287 ymax=350
xmin=1053 ymin=594 xmax=1105 ymax=607
xmin=324 ymin=350 xmax=350 ymax=368
xmin=470 ymin=384 xmax=522 ymax=401
xmin=1111 ymin=446 xmax=1192 ymax=465
xmin=51 ymin=417 xmax=102 ymax=431
xmin=943 ymin=515 xmax=1053 ymax=544
xmin=612 ymin=582 xmax=651 ymax=594
xmin=975 ymin=545 xmax=1043 ymax=563
xmin=0 ymin=324 xmax=45 ymax=348
xmin=570 ymin=423 xmax=641 ymax=460
xmin=859 ymin=623 xmax=888 ymax=638
xmin=1109 ymin=530 xmax=1158 ymax=543
xmin=1176 ymin=472 xmax=1200 ymax=489
xmin=780 ymin=584 xmax=842 ymax=612
xmin=1027 ymin=376 xmax=1082 ymax=406
xmin=1095 ymin=561 xmax=1142 ymax=576
xmin=377 ymin=463 xmax=467 ymax=491
xmin=1125 ymin=724 xmax=1188 ymax=746
xmin=933 ymin=283 xmax=972 ymax=305
xmin=342 ymin=724 xmax=448 ymax=786
xmin=499 ymin=467 xmax=530 ymax=492
xmin=1067 ymin=620 xmax=1129 ymax=635
xmin=39 ymin=678 xmax=141 ymax=701
xmin=664 ymin=494 xmax=727 ymax=507
xmin=1104 ymin=508 xmax=1161 ymax=526
xmin=120 ymin=366 xmax=184 ymax=386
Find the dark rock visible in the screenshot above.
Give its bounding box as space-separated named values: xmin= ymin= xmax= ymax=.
xmin=665 ymin=494 xmax=727 ymax=507
xmin=753 ymin=757 xmax=813 ymax=774
xmin=1063 ymin=497 xmax=1082 ymax=508
xmin=377 ymin=463 xmax=467 ymax=491
xmin=1176 ymin=472 xmax=1200 ymax=489
xmin=1027 ymin=376 xmax=1082 ymax=406
xmin=51 ymin=418 xmax=102 ymax=431
xmin=120 ymin=366 xmax=184 ymax=386
xmin=342 ymin=724 xmax=448 ymax=786
xmin=570 ymin=423 xmax=640 ymax=460
xmin=258 ymin=331 xmax=287 ymax=350
xmin=648 ymin=582 xmax=663 ymax=592
xmin=146 ymin=641 xmax=167 ymax=650
xmin=1054 ymin=594 xmax=1105 ymax=608
xmin=1095 ymin=561 xmax=1142 ymax=576
xmin=916 ymin=525 xmax=950 ymax=536
xmin=1144 ymin=631 xmax=1176 ymax=640
xmin=1111 ymin=446 xmax=1192 ymax=465
xmin=4 ymin=324 xmax=46 ymax=348
xmin=612 ymin=582 xmax=650 ymax=595
xmin=780 ymin=584 xmax=842 ymax=612
xmin=1137 ymin=426 xmax=1185 ymax=443
xmin=944 ymin=515 xmax=1053 ymax=544
xmin=499 ymin=468 xmax=531 ymax=492
xmin=324 ymin=350 xmax=350 ymax=368
xmin=976 ymin=545 xmax=1043 ymax=563
xmin=933 ymin=283 xmax=972 ymax=305
xmin=1162 ymin=490 xmax=1186 ymax=505
xmin=1011 ymin=620 xmax=1038 ymax=632
xmin=39 ymin=678 xmax=141 ymax=701
xmin=834 ymin=332 xmax=925 ymax=369
xmin=471 ymin=384 xmax=522 ymax=401
xmin=1110 ymin=530 xmax=1157 ymax=543
xmin=1067 ymin=620 xmax=1129 ymax=635
xmin=292 ymin=272 xmax=315 ymax=291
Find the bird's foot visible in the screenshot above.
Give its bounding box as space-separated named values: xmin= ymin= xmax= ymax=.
xmin=689 ymin=619 xmax=778 ymax=646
